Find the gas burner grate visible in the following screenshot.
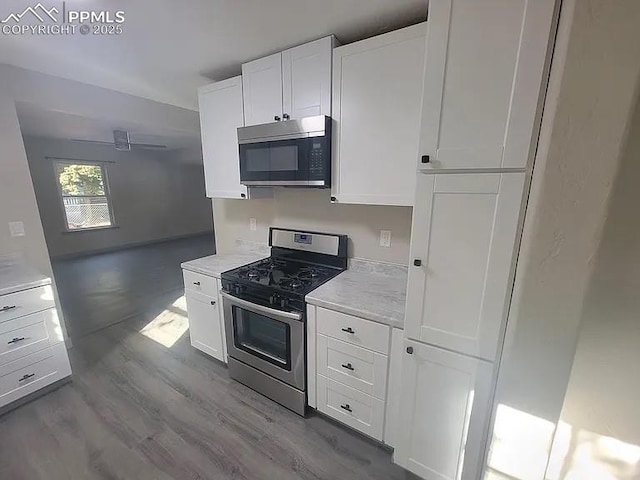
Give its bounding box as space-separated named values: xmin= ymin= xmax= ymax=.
xmin=278 ymin=277 xmax=309 ymax=290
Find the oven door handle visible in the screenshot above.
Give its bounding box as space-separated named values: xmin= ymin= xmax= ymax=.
xmin=220 ymin=291 xmax=303 ymax=321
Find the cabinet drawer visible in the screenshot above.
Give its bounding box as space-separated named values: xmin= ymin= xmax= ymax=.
xmin=317 ymin=334 xmax=388 ymax=399
xmin=0 ymin=309 xmax=62 ymax=365
xmin=0 ymin=285 xmax=55 ymax=323
xmin=317 ymin=374 xmax=385 ymax=441
xmin=0 ymin=343 xmax=72 ymax=408
xmin=316 ymin=307 xmax=390 ymax=354
xmin=183 ymin=269 xmax=218 ymax=298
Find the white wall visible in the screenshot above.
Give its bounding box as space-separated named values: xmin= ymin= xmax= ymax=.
xmin=545 ymin=92 xmax=640 ymax=480
xmin=24 ymin=137 xmax=214 ymax=258
xmin=213 ymin=189 xmax=413 ymax=264
xmin=0 ymin=64 xmax=199 ymax=137
xmin=484 ymin=1 xmax=640 ymax=479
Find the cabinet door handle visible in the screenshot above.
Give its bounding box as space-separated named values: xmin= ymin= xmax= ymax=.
xmin=240 ymin=193 xmax=246 ymax=198
xmin=18 ymin=373 xmax=35 ymax=382
xmin=193 ymin=281 xmax=201 ymax=286
xmin=341 ymin=327 xmax=355 ymax=334
xmin=8 ymin=337 xmax=26 ymax=345
xmin=341 ymin=363 xmax=355 ymax=371
xmin=283 ymin=113 xmax=290 ymax=120
xmin=421 ymin=155 xmax=430 ymax=164
xmin=406 ymin=346 xmax=414 ymax=354
xmin=210 ymin=301 xmax=216 ymax=306
xmin=340 ymin=403 xmax=353 ymax=413
xmin=1 ymin=305 xmax=17 ymax=313
xmin=413 ymin=259 xmax=422 ymax=267
xmin=274 ymin=115 xmax=281 ymax=121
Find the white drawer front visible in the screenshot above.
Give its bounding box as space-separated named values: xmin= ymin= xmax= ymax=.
xmin=0 ymin=285 xmax=55 ymax=323
xmin=316 ymin=307 xmax=390 ymax=354
xmin=183 ymin=269 xmax=218 ymax=298
xmin=317 ymin=374 xmax=385 ymax=441
xmin=318 ymin=334 xmax=388 ymax=399
xmin=0 ymin=343 xmax=71 ymax=408
xmin=0 ymin=309 xmax=63 ymax=365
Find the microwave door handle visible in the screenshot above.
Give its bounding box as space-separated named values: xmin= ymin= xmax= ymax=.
xmin=220 ymin=291 xmax=303 ymax=321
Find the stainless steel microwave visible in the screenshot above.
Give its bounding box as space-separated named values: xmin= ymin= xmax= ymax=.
xmin=237 ymin=115 xmax=331 ymax=188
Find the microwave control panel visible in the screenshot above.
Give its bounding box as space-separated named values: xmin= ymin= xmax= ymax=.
xmin=309 ymin=142 xmax=324 ymax=175
xmin=308 ymin=135 xmax=330 ymax=185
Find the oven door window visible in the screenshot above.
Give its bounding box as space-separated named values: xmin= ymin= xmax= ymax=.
xmin=239 ymin=138 xmax=310 ymax=183
xmin=232 ymin=307 xmax=292 ymax=370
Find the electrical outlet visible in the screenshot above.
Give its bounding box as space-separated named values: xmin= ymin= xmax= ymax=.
xmin=9 ymin=221 xmax=25 ymax=237
xmin=379 ymin=230 xmax=391 ymax=247
xmin=249 ymin=218 xmax=257 ymax=231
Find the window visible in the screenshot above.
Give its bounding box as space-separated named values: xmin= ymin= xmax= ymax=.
xmin=55 ymin=162 xmax=114 ymax=231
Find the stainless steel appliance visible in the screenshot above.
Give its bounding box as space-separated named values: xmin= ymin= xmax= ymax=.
xmin=237 ymin=115 xmax=331 ymax=188
xmin=221 ymin=228 xmax=348 ymax=415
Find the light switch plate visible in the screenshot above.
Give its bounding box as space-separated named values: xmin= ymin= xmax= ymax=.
xmin=9 ymin=221 xmax=25 ymax=237
xmin=249 ymin=218 xmax=257 ymax=231
xmin=379 ymin=230 xmax=391 ymax=247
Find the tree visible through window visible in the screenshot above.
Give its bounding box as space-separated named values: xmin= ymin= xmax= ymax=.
xmin=55 ymin=162 xmax=114 ymax=230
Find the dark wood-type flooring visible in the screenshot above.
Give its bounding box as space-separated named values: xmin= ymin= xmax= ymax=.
xmin=52 ymin=235 xmax=216 ymax=340
xmin=0 ymin=237 xmax=413 ymax=479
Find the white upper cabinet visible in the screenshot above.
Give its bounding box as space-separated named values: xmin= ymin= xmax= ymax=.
xmin=282 ymin=36 xmax=335 ymax=119
xmin=331 ymin=23 xmax=427 ymax=206
xmin=242 ymin=37 xmax=335 ymax=126
xmin=405 ymin=172 xmax=526 ymax=361
xmin=242 ymin=53 xmax=284 ymax=126
xmin=396 ymin=340 xmax=493 ymax=480
xmin=198 ymin=77 xmax=248 ymax=199
xmin=418 ymin=0 xmax=557 ymax=171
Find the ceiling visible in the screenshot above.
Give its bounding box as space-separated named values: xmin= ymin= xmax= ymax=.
xmin=16 ymin=102 xmax=202 ymax=152
xmin=0 ymin=0 xmax=428 ymax=111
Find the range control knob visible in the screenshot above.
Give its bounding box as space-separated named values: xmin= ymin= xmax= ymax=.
xmin=280 ymin=297 xmax=288 ymax=309
xmin=269 ymin=294 xmax=279 ymax=306
xmin=234 ymin=284 xmax=242 ymax=295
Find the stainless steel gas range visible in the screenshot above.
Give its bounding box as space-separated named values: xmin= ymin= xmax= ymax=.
xmin=221 ymin=228 xmax=348 ymax=416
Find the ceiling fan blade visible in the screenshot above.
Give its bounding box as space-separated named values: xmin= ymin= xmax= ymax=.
xmin=130 ymin=143 xmax=168 ymax=149
xmin=70 ymin=139 xmax=115 ymax=146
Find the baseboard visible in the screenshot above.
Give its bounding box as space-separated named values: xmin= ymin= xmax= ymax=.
xmin=50 ymin=231 xmax=214 ymax=260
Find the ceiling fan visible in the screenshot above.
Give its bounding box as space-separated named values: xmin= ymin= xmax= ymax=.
xmin=71 ymin=130 xmax=167 ymax=151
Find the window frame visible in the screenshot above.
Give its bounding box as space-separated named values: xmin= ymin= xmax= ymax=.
xmin=54 ymin=160 xmax=116 ymax=233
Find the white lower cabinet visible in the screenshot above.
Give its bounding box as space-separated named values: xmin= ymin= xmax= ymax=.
xmin=0 ymin=343 xmax=71 ymax=408
xmin=317 ymin=334 xmax=388 ymax=400
xmin=0 ymin=282 xmax=71 ymax=411
xmin=317 ymin=375 xmax=385 ymax=440
xmin=184 ymin=271 xmax=226 ymax=363
xmin=395 ymin=340 xmax=493 ymax=480
xmin=310 ymin=305 xmax=391 ymax=442
xmin=384 ymin=327 xmax=404 ymax=449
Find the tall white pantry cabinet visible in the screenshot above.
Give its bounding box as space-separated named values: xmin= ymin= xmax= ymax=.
xmin=395 ymin=1 xmax=558 ymax=480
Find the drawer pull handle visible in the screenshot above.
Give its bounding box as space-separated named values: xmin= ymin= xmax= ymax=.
xmin=193 ymin=281 xmax=201 ymax=286
xmin=1 ymin=305 xmax=17 ymax=313
xmin=8 ymin=337 xmax=26 ymax=345
xmin=341 ymin=363 xmax=355 ymax=371
xmin=18 ymin=373 xmax=35 ymax=382
xmin=340 ymin=403 xmax=353 ymax=413
xmin=210 ymin=301 xmax=216 ymax=306
xmin=341 ymin=327 xmax=355 ymax=334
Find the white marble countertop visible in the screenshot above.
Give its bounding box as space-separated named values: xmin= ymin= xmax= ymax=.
xmin=306 ymin=259 xmax=408 ymax=329
xmin=181 ymin=252 xmax=268 ymax=278
xmin=0 ymin=257 xmax=51 ymax=297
